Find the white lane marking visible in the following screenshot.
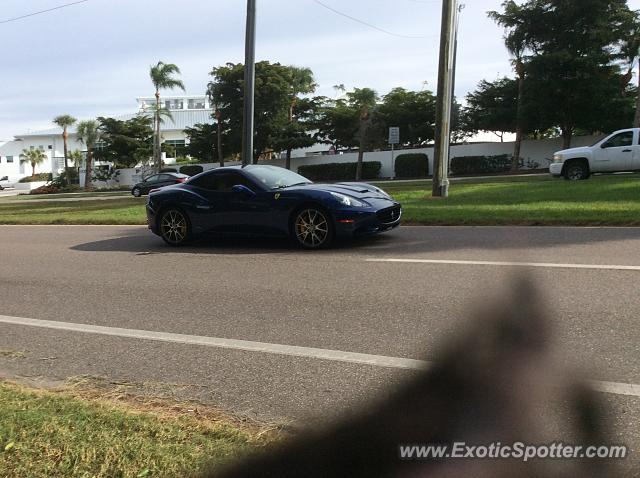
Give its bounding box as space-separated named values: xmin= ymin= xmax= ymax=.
xmin=367 ymin=258 xmax=640 ymax=272
xmin=1 ymin=314 xmax=638 ymax=399
xmin=0 ymin=315 xmax=425 ymax=371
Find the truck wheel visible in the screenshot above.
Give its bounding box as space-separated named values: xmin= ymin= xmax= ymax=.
xmin=563 ymin=162 xmax=590 ymax=181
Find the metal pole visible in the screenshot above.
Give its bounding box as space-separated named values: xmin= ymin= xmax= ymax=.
xmin=391 ymin=143 xmax=395 ymax=179
xmin=432 ymin=0 xmax=458 ymax=198
xmin=241 ymin=0 xmax=256 ymax=166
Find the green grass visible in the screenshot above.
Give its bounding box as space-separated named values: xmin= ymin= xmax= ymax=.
xmin=0 ymin=174 xmax=638 ymax=226
xmin=0 ymin=381 xmax=268 ymax=477
xmin=0 ymin=198 xmax=145 ymax=225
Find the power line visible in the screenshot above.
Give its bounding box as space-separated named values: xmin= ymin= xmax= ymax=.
xmin=0 ymin=0 xmax=91 ymax=25
xmin=311 ymin=0 xmax=433 ymax=39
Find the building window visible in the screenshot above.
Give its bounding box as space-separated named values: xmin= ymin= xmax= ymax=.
xmin=164 ymin=139 xmax=186 ymax=157
xmin=188 ymin=98 xmax=206 ymax=109
xmin=165 ymin=99 xmax=184 ymax=110
xmin=94 ymin=141 xmax=106 ymax=151
xmin=6 ymin=156 xmax=13 ymax=163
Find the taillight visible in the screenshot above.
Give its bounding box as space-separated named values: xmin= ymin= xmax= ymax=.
xmin=176 ymin=178 xmax=186 ymax=183
xmin=149 ymin=188 xmax=161 ymax=194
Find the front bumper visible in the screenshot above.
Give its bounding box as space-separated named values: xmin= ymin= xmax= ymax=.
xmin=333 ymin=202 xmax=402 ymax=238
xmin=549 ymin=163 xmax=564 ymax=176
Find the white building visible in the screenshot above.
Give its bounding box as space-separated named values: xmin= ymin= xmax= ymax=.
xmin=0 ymin=95 xmax=213 ymax=182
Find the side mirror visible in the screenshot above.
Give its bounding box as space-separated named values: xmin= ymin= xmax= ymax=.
xmin=231 ymin=184 xmax=255 ymax=196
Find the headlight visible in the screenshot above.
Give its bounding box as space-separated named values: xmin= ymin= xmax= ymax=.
xmin=371 ymin=186 xmax=391 ymax=199
xmin=553 ymin=154 xmax=564 ymax=163
xmin=330 ymin=192 xmax=366 ymax=207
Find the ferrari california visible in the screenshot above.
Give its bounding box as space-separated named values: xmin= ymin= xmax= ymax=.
xmin=146 ymin=165 xmax=401 ymax=249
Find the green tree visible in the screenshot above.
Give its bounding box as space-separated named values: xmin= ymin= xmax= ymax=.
xmin=68 ymin=149 xmax=83 ymax=168
xmin=462 ymin=78 xmax=519 ymax=141
xmin=618 ymin=9 xmax=640 ymax=126
xmin=19 ymin=148 xmax=47 ymax=177
xmin=149 ymin=62 xmax=185 ymax=171
xmin=53 ymin=114 xmax=76 ymax=184
xmin=94 ymin=116 xmax=153 ymax=168
xmin=207 ymin=61 xmax=293 ymax=162
xmin=491 ymin=0 xmax=634 ymax=149
xmin=377 ymin=87 xmax=437 ymax=147
xmin=280 ymin=67 xmax=318 ymax=169
xmin=184 ymin=123 xmax=218 ymax=163
xmin=76 ymin=120 xmax=101 ymax=190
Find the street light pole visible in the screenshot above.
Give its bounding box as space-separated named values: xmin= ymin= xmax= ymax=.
xmin=241 ymin=0 xmax=256 ymax=166
xmin=432 ymin=0 xmax=458 ymax=198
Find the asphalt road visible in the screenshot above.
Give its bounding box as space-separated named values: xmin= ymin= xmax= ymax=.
xmin=1 ymin=225 xmax=639 ymax=467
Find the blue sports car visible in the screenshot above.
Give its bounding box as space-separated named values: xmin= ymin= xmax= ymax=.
xmin=146 ymin=165 xmax=402 ymax=249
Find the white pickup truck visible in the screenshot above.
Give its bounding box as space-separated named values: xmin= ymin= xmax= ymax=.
xmin=550 ymin=128 xmax=640 ymax=180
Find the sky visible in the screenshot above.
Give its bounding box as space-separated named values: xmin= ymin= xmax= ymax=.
xmin=1 ymin=0 xmax=640 ymax=140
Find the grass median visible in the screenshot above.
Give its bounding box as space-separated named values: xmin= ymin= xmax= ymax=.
xmin=0 ymin=380 xmax=272 ymax=477
xmin=0 ymin=174 xmax=638 ymax=226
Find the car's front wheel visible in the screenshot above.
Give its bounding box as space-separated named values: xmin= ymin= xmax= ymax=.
xmin=159 ymin=208 xmax=190 ymax=246
xmin=563 ymin=162 xmax=590 ymax=181
xmin=132 ymin=187 xmax=142 ymax=197
xmin=292 ymin=207 xmax=334 ymax=249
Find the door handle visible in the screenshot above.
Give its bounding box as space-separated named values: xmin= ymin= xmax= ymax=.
xmin=623 ymin=149 xmax=632 ymax=152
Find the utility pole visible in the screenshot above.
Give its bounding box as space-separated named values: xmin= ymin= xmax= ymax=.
xmin=241 ymin=0 xmax=256 ymax=166
xmin=432 ymin=0 xmax=458 ymax=198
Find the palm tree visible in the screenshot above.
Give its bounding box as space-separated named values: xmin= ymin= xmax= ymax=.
xmin=76 ymin=120 xmax=101 ymax=190
xmin=149 ymin=62 xmax=185 ymax=172
xmin=53 ymin=114 xmax=76 ymax=185
xmin=68 ymin=149 xmax=84 ymax=168
xmin=19 ymin=148 xmax=48 ymax=177
xmin=285 ymin=67 xmax=317 ymax=169
xmin=489 ymin=2 xmax=528 ymax=171
xmin=348 ymin=88 xmax=378 ymax=181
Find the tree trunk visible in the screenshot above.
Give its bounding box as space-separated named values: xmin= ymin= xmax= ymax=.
xmin=217 ymin=118 xmax=224 ymax=167
xmin=356 ymin=111 xmax=369 ymax=181
xmin=634 ymin=63 xmax=640 ymax=128
xmin=155 ymin=91 xmax=161 ymax=172
xmin=285 ymin=148 xmax=292 ymax=170
xmin=62 ymin=128 xmax=69 ymax=187
xmin=31 ymin=163 xmax=35 ymax=177
xmin=562 ymin=128 xmax=573 ymax=150
xmin=511 ymin=68 xmax=525 ymax=172
xmin=84 ymin=149 xmax=93 ymax=190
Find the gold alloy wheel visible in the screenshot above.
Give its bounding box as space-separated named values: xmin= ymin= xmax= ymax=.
xmin=160 ymin=209 xmax=188 ymax=245
xmin=295 ymin=209 xmax=330 ymax=248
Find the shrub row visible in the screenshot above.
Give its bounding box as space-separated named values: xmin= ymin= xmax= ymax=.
xmin=19 ymin=173 xmax=52 ymax=183
xmin=394 ymin=154 xmax=429 ymax=178
xmin=450 ymin=155 xmax=512 ymax=175
xmin=298 ymin=161 xmax=381 ymax=181
xmin=179 ymin=165 xmax=204 ymax=176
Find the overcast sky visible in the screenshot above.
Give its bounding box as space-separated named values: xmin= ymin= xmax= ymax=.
xmin=1 ymin=0 xmax=639 ymax=140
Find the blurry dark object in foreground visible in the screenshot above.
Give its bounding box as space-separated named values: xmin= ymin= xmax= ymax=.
xmin=209 ymin=278 xmax=618 ymax=478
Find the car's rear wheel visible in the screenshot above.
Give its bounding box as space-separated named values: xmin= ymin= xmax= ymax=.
xmin=132 ymin=187 xmax=142 ymax=197
xmin=159 ymin=208 xmax=190 ymax=246
xmin=563 ymin=162 xmax=589 ymax=181
xmin=293 ymin=207 xmax=334 ymax=249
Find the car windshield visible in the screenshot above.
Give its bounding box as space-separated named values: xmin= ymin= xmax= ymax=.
xmin=243 ymin=166 xmax=312 ymax=190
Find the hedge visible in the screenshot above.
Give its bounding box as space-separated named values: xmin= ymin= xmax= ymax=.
xmin=450 ymin=154 xmax=512 ymax=175
xmin=19 ymin=173 xmax=52 ymax=183
xmin=298 ymin=162 xmax=381 ymax=181
xmin=394 ymin=154 xmax=429 ymax=178
xmin=179 ymin=165 xmax=204 ymax=176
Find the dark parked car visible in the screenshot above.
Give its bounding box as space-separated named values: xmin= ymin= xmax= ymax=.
xmin=131 ymin=173 xmax=189 ymax=197
xmin=146 ymin=165 xmax=402 ymax=249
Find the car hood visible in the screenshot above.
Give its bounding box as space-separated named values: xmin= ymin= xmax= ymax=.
xmin=287 ymin=182 xmax=391 ymax=200
xmin=555 ymin=146 xmax=592 ymax=156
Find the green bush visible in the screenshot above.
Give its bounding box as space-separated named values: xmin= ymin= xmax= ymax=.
xmin=394 ymin=154 xmax=429 ymax=178
xmin=179 ymin=165 xmax=204 ymax=176
xmin=450 ymin=155 xmax=513 ymax=175
xmin=160 ymin=168 xmax=178 ymax=173
xmin=19 ymin=173 xmax=52 ymax=183
xmin=298 ymin=162 xmax=381 ymax=181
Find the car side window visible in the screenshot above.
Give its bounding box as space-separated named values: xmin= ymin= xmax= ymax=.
xmin=189 ymin=172 xmax=255 ymax=192
xmin=144 ymin=175 xmax=159 ymax=183
xmin=602 ymin=132 xmax=634 ymax=148
xmin=158 ymin=174 xmax=173 ymax=181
